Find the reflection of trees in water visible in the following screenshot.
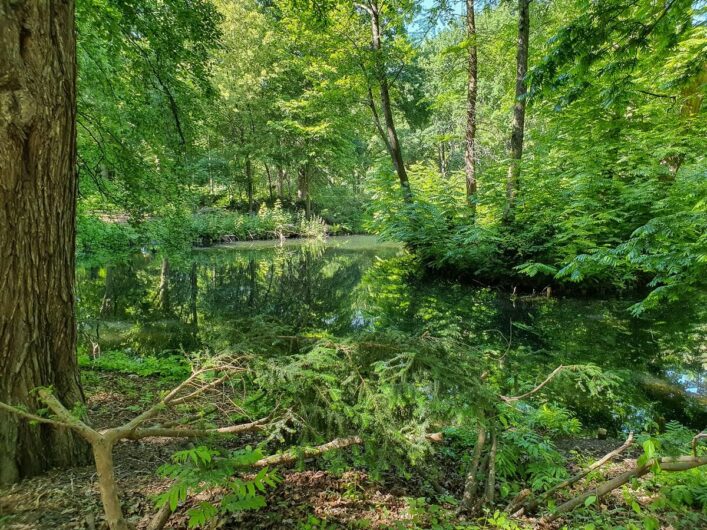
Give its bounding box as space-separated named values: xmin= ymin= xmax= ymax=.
xmin=75 ymin=247 xmax=705 ymax=429
xmin=197 ymin=246 xmax=368 ymax=334
xmin=357 ymin=256 xmax=706 ymax=429
xmin=76 ymin=256 xmax=200 ymax=353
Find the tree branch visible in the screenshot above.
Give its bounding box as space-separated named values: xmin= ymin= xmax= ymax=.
xmin=37 ymin=389 xmax=99 ymax=442
xmin=251 ymin=436 xmax=364 ymax=468
xmin=525 ymin=432 xmax=634 ymax=513
xmin=111 ymin=366 xmax=236 ymax=440
xmin=124 ymin=417 xmax=269 ymax=441
xmin=0 ymin=400 xmax=73 ymax=429
xmin=501 ymin=365 xmax=567 ymax=403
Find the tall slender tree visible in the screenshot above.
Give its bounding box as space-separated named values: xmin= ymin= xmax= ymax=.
xmin=504 ymin=0 xmax=530 ymax=221
xmin=357 ymin=0 xmax=412 ymax=199
xmin=0 ymin=0 xmax=88 ymax=484
xmin=464 ymin=0 xmax=478 ymax=212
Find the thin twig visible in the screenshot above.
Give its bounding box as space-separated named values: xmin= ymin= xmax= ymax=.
xmin=501 ymin=365 xmax=567 ymax=403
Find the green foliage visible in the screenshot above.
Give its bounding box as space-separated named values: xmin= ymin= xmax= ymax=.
xmin=157 ymin=445 xmax=280 ymax=527
xmin=363 ymin=0 xmax=706 ymax=314
xmin=190 ymin=205 xmax=329 ymax=245
xmin=78 ymin=350 xmax=189 ymax=380
xmin=76 ymin=214 xmax=141 ymax=262
xmin=64 ymin=0 xmax=707 ymax=526
xmin=495 ymin=404 xmax=578 ymax=493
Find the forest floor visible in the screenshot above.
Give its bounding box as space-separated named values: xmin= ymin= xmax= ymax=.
xmin=0 ymin=371 xmax=697 ymax=530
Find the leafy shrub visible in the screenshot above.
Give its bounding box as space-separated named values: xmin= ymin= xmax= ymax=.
xmin=191 ymin=203 xmax=328 ymax=245
xmin=157 ymin=446 xmax=280 ymax=528
xmin=78 ymin=350 xmax=189 ymax=380
xmin=296 ymin=211 xmax=328 ymax=239
xmin=76 ymin=214 xmax=141 ymax=262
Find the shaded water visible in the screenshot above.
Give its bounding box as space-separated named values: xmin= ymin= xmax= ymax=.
xmin=77 ymin=236 xmax=706 ymax=431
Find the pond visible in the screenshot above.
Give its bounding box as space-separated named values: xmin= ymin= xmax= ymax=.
xmin=76 ymin=236 xmax=706 ymax=432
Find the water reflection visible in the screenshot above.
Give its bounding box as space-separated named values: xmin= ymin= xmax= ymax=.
xmin=76 ymin=236 xmax=706 ymax=430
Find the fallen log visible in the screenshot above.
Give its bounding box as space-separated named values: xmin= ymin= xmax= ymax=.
xmin=543 ymin=455 xmax=707 ymax=522
xmin=524 ymin=432 xmax=634 ymax=513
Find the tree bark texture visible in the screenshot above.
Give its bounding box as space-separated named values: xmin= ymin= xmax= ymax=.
xmin=0 ymin=0 xmax=88 ymax=484
xmin=93 ymin=440 xmax=129 ymax=530
xmin=504 ymin=0 xmax=530 ymax=221
xmin=464 ymin=0 xmax=478 ymax=210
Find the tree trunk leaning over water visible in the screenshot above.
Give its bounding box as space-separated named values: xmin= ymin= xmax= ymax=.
xmin=464 ymin=0 xmax=478 ymax=212
xmin=0 ymin=0 xmax=89 ymax=484
xmin=504 ymin=0 xmax=530 ymax=222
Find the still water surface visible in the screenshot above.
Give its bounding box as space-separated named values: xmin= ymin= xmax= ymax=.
xmin=76 ymin=236 xmax=706 ymax=431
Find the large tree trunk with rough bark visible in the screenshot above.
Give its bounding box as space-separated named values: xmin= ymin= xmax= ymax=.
xmin=464 ymin=0 xmax=478 ymax=211
xmin=0 ymin=0 xmax=88 ymax=484
xmin=504 ymin=0 xmax=530 ymax=222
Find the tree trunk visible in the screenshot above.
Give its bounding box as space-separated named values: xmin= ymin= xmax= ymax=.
xmin=438 ymin=142 xmax=448 ymax=179
xmin=366 ymin=1 xmax=411 ymax=200
xmin=276 ymin=166 xmax=286 ymax=200
xmin=0 ymin=0 xmax=89 ymax=484
xmin=504 ymin=0 xmax=530 ymax=222
xmin=245 ymin=157 xmax=254 ymax=213
xmin=190 ymin=262 xmax=198 ymax=334
xmin=264 ymin=163 xmax=274 ymax=201
xmin=465 ymin=0 xmax=478 ymax=211
xmin=297 ymin=165 xmax=311 ymax=218
xmin=461 ymin=424 xmax=486 ymax=510
xmin=484 ymin=429 xmax=498 ymax=504
xmin=158 ymin=258 xmax=170 ymax=313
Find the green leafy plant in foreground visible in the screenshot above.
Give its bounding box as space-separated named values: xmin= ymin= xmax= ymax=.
xmin=157 ymin=445 xmax=280 ymax=528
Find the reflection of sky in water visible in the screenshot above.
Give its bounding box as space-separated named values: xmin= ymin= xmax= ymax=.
xmin=324 ymin=310 xmax=373 ymax=330
xmin=670 ymin=369 xmax=705 ymax=396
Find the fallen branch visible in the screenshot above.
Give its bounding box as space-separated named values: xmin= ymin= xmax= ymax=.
xmin=525 ymin=432 xmax=634 ymax=513
xmin=147 ymin=502 xmax=173 ymax=530
xmin=692 ymin=430 xmax=707 ymax=456
xmin=0 ymin=400 xmax=73 ymax=429
xmin=252 ymin=435 xmax=363 ymax=468
xmin=505 ymin=488 xmax=531 ymax=514
xmin=124 ymin=416 xmax=268 ymax=440
xmin=250 ymin=430 xmax=445 ymax=469
xmin=544 ymin=455 xmax=707 ymax=522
